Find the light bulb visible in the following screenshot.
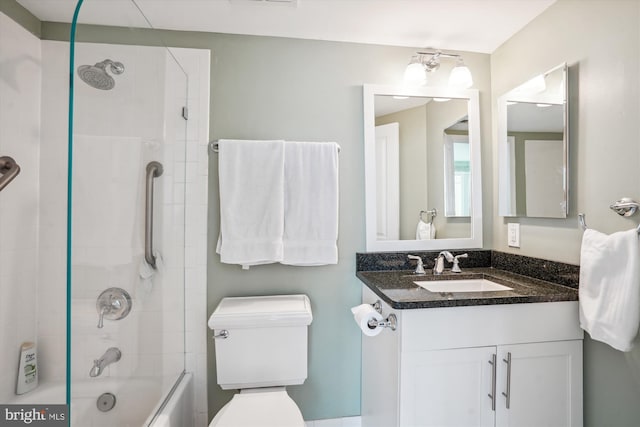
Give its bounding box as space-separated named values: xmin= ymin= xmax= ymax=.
xmin=449 ymin=59 xmax=473 ymax=89
xmin=404 ymin=56 xmax=427 ymax=86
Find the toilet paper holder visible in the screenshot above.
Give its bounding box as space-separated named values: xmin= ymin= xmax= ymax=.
xmin=369 ymin=300 xmax=397 ymax=331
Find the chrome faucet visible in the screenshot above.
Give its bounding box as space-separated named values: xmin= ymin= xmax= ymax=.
xmin=407 ymin=255 xmax=426 ymax=275
xmin=433 ymin=251 xmax=454 ymax=275
xmin=89 ymin=347 xmax=121 ymax=378
xmin=451 ymin=253 xmax=469 ymax=273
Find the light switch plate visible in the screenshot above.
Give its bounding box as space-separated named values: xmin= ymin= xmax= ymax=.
xmin=508 ymin=223 xmax=520 ymax=248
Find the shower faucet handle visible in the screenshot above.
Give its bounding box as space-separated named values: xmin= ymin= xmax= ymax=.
xmin=96 ymin=288 xmax=132 ymax=329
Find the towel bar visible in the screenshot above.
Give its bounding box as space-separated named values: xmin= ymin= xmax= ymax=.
xmin=578 ymin=213 xmax=588 ymax=230
xmin=0 ymin=156 xmax=20 ymax=192
xmin=209 ymin=140 xmax=341 ymax=153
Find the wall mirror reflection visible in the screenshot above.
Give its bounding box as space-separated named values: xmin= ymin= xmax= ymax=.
xmin=363 ymin=84 xmax=483 ymax=252
xmin=497 ymin=63 xmax=568 ymax=218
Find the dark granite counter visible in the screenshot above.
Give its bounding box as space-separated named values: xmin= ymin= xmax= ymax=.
xmin=356 ymin=267 xmax=579 ymax=310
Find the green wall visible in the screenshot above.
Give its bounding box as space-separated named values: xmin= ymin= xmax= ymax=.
xmin=491 ymin=1 xmax=640 ymax=425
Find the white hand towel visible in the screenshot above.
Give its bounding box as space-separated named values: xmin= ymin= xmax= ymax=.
xmin=415 ymin=220 xmax=436 ymax=240
xmin=216 ymin=139 xmax=285 ymax=266
xmin=72 ymin=135 xmax=142 ymax=266
xmin=579 ymin=228 xmax=640 ymax=351
xmin=281 ymin=141 xmax=339 ymax=266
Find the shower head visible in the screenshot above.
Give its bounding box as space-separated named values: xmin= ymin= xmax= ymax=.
xmin=77 ymin=59 xmax=125 ymax=90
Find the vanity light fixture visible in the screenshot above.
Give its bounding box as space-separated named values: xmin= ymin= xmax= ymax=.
xmin=404 ymin=50 xmax=473 ymax=88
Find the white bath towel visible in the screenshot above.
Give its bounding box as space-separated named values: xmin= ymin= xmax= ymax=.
xmin=72 ymin=135 xmax=142 ymax=266
xmin=579 ymin=228 xmax=640 ymax=351
xmin=416 ymin=220 xmax=436 ymax=240
xmin=216 ymin=139 xmax=285 ymax=266
xmin=281 ymin=141 xmax=339 ymax=266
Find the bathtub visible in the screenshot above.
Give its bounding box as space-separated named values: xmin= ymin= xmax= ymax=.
xmin=6 ymin=373 xmax=193 ymax=427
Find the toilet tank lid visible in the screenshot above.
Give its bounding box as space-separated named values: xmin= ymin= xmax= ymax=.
xmin=208 ymin=294 xmax=313 ymax=329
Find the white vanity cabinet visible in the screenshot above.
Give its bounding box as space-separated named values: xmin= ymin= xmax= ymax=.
xmin=361 ymin=287 xmax=583 ymax=427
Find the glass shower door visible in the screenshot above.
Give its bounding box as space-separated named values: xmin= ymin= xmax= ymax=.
xmin=69 ymin=1 xmax=188 ymax=425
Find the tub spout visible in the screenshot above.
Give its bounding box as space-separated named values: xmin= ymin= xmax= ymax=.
xmin=89 ymin=347 xmax=121 ymax=378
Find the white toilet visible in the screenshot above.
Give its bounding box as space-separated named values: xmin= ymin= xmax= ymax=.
xmin=207 ymin=294 xmax=313 ymax=427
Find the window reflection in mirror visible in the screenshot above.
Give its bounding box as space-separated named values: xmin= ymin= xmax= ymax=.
xmin=444 ymin=118 xmax=471 ymax=217
xmin=498 ymin=63 xmax=568 ymax=218
xmin=363 ymin=85 xmax=482 ymax=252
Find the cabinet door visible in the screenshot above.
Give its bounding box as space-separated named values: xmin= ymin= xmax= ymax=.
xmin=496 ymin=340 xmax=583 ymax=427
xmin=400 ymin=347 xmax=496 ymax=427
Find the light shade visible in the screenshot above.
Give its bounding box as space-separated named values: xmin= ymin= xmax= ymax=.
xmin=449 ymin=61 xmax=473 ymax=89
xmin=404 ymin=57 xmax=427 ymax=86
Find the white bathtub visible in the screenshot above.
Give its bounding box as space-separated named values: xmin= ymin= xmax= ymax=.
xmin=6 ymin=373 xmax=194 ymax=427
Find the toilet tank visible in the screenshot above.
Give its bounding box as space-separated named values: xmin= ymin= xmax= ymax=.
xmin=208 ymin=294 xmax=313 ymax=390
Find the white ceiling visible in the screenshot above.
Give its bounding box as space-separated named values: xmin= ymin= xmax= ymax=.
xmin=17 ymin=0 xmax=556 ymax=53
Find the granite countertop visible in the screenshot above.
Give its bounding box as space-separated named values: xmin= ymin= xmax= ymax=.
xmin=356 ymin=267 xmax=579 ymax=310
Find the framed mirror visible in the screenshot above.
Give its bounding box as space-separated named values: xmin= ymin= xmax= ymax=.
xmin=363 ymin=84 xmax=482 ymax=252
xmin=497 ymin=63 xmax=568 ymax=218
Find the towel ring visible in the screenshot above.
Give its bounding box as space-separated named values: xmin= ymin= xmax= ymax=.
xmin=420 ymin=208 xmax=437 ymax=225
xmin=579 ymin=212 xmax=640 ymax=234
xmin=610 ymin=198 xmax=640 ymax=217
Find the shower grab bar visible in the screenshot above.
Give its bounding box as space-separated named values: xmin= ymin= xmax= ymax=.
xmin=0 ymin=156 xmax=20 ymax=192
xmin=145 ymin=161 xmax=163 ymax=269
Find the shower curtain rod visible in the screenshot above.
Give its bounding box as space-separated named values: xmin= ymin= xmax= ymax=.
xmin=208 ymin=140 xmax=341 ymax=153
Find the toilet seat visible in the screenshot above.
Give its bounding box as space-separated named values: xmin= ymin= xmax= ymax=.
xmin=209 ymin=387 xmax=305 ymax=427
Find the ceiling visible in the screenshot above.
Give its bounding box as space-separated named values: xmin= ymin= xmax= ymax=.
xmin=17 ymin=0 xmax=556 ymax=53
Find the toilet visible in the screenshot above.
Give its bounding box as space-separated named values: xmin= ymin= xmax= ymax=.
xmin=207 ymin=294 xmax=313 ymax=427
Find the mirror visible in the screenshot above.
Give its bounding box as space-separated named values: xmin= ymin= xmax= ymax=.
xmin=498 ymin=63 xmax=568 ymax=217
xmin=363 ymin=84 xmax=482 ymax=252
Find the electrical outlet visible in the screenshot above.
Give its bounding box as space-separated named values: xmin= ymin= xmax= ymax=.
xmin=508 ymin=223 xmax=520 ymax=248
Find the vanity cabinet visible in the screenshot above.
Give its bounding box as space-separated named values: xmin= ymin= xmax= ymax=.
xmin=361 ymin=288 xmax=583 ymax=427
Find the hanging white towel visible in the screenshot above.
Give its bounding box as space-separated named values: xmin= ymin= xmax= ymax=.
xmin=579 ymin=228 xmax=640 ymax=352
xmin=281 ymin=141 xmax=339 ymax=266
xmin=72 ymin=135 xmax=142 ymax=266
xmin=216 ymin=139 xmax=285 ymax=266
xmin=416 ymin=220 xmax=436 ymax=240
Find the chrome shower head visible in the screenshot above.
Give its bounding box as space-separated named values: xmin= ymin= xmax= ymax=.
xmin=77 ymin=59 xmax=125 ymax=90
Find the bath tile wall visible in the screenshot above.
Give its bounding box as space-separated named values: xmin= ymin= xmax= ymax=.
xmin=38 ymin=41 xmax=68 ymax=386
xmin=170 ymin=47 xmax=211 ymax=426
xmin=38 ymin=40 xmax=209 ymax=420
xmin=0 ymin=12 xmax=42 ymax=401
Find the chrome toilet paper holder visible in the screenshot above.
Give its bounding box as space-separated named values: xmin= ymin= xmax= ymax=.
xmin=369 ymin=300 xmax=397 ymax=331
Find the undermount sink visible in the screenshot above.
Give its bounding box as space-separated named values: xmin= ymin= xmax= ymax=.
xmin=413 ymin=279 xmax=513 ymax=293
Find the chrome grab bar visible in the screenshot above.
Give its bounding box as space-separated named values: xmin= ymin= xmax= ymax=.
xmin=0 ymin=156 xmax=20 ymax=192
xmin=145 ymin=161 xmax=163 ymax=269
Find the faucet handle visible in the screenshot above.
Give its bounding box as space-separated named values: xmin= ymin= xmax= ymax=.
xmin=407 ymin=255 xmax=425 ymax=275
xmin=451 ymin=253 xmax=468 ymax=273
